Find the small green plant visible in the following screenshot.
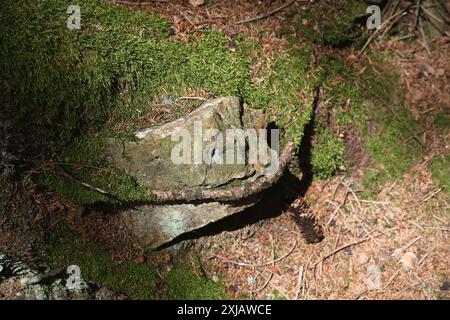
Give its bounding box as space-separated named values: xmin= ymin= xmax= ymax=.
xmin=163 ymin=263 xmax=226 ymax=300
xmin=433 ymin=112 xmax=450 ymax=129
xmin=296 ymin=0 xmax=366 ymax=47
xmin=315 ymin=53 xmax=422 ymax=187
xmin=311 ymin=129 xmax=345 ymax=178
xmin=430 ymin=155 xmax=450 ymax=196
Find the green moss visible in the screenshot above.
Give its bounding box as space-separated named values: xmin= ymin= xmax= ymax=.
xmin=296 ymin=0 xmax=366 ymax=46
xmin=311 ymin=130 xmax=345 ymax=178
xmin=41 ymin=226 xmax=227 ymax=299
xmin=42 ymin=226 xmax=158 ymax=299
xmin=365 ymin=110 xmax=421 ymax=180
xmin=314 ymin=53 xmax=422 ymax=186
xmin=1 ymin=0 xmax=315 ymax=204
xmin=433 ymin=112 xmax=450 ymax=130
xmin=430 ymin=155 xmax=450 ymax=196
xmin=163 ymin=262 xmax=226 ymax=300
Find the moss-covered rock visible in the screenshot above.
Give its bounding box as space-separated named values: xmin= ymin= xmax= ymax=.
xmin=112 ymin=96 xmax=281 ymax=248
xmin=0 ymin=0 xmax=313 ymax=205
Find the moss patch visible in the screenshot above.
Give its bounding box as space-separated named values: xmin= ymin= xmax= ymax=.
xmin=41 ymin=226 xmax=227 ymax=299
xmin=1 ymin=0 xmax=314 ymax=204
xmin=430 ymin=155 xmax=450 ymax=196
xmin=433 ymin=112 xmax=450 ymax=130
xmin=311 ymin=129 xmax=345 ymax=178
xmin=296 ymin=0 xmax=367 ymax=47
xmin=163 ymin=262 xmax=226 ymax=300
xmin=314 ymin=54 xmax=422 ymax=187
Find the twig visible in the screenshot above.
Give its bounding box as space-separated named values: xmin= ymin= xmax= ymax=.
xmin=268 ymin=281 xmax=290 ymax=300
xmin=53 ymin=164 xmax=119 ymax=199
xmin=358 ymin=199 xmax=390 ymax=205
xmin=237 ymin=0 xmax=299 ymax=24
xmin=270 ymin=234 xmax=275 ymax=267
xmin=325 ymin=181 xmax=350 ymax=229
xmin=294 ymin=265 xmax=304 ymax=300
xmin=176 ymin=96 xmax=208 ymax=101
xmin=355 ymin=289 xmax=369 ymax=300
xmin=330 ymin=225 xmax=342 ymax=266
xmin=419 ymin=21 xmax=432 ymax=56
xmin=215 ymin=239 xmax=297 ymax=268
xmin=357 ymin=11 xmax=408 ymax=59
xmin=421 ymin=6 xmax=445 ymax=25
xmin=384 ymin=270 xmax=400 ymax=289
xmin=418 ymin=253 xmax=429 ymax=267
xmin=348 ymin=185 xmax=362 ymax=212
xmin=313 ymin=235 xmax=375 ymax=267
xmin=380 ymin=9 xmax=410 ymax=39
xmin=392 ymin=236 xmax=421 ymax=258
xmin=432 ymin=214 xmax=448 ymax=225
xmin=114 ymin=0 xmax=168 ymax=5
xmin=331 ymin=175 xmax=346 ymax=200
xmin=423 ymin=226 xmax=450 ymax=232
xmin=413 ymin=0 xmax=421 ymax=32
xmin=409 ymin=187 xmax=444 ymax=208
xmin=324 ymin=200 xmax=342 ymax=229
xmin=246 ymin=272 xmax=273 ymax=294
xmin=249 ymin=271 xmax=260 ymax=299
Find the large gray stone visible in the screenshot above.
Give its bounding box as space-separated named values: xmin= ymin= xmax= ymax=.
xmin=107 ymin=97 xmax=269 ymax=190
xmin=108 ymin=97 xmax=282 ymax=248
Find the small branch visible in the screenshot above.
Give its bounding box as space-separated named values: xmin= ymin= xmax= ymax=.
xmin=357 ymin=11 xmax=408 ymax=60
xmin=419 ymin=21 xmax=432 ymax=56
xmin=313 ymin=235 xmax=375 ymax=267
xmin=392 ymin=236 xmax=421 ymax=258
xmin=413 ymin=0 xmax=421 ymax=33
xmin=215 ymin=239 xmax=297 ymax=268
xmin=175 ymin=96 xmax=208 ymax=101
xmin=408 ymin=187 xmax=444 ymax=208
xmin=237 ymin=0 xmax=299 ymax=25
xmin=294 ymin=265 xmax=304 ymax=300
xmin=53 ymin=164 xmax=120 ymax=201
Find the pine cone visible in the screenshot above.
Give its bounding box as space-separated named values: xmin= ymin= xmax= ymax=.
xmin=286 ymin=198 xmax=324 ymax=244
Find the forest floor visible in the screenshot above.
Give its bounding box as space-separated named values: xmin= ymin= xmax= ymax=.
xmin=1 ymin=0 xmax=449 ymax=300
xmin=130 ymin=0 xmax=450 ymax=300
xmin=121 ymin=0 xmax=450 ymax=300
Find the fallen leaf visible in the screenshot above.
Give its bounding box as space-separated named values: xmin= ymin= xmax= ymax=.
xmin=134 ymin=255 xmax=145 ymax=264
xmin=417 ymin=63 xmax=435 ymax=76
xmin=400 ymin=252 xmax=417 ymax=271
xmin=189 ymin=0 xmax=205 ymax=7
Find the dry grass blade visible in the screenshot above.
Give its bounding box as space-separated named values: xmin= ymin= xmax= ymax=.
xmin=237 ymin=0 xmax=300 ymax=24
